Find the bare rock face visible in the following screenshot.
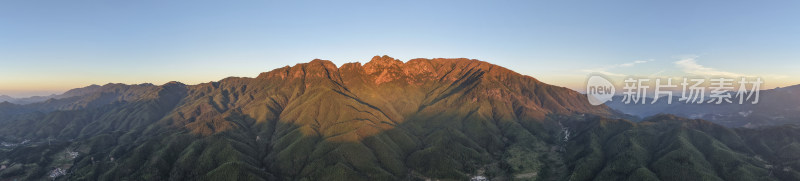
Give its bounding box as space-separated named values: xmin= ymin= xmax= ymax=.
xmin=364 ymin=55 xmax=403 ymax=74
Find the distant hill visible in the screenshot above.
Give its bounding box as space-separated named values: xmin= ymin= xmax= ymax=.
xmin=0 ymin=94 xmax=57 ymax=105
xmin=606 ymin=85 xmax=800 ymax=127
xmin=0 ymin=56 xmax=797 ymax=180
xmin=0 ymin=84 xmax=129 ymax=105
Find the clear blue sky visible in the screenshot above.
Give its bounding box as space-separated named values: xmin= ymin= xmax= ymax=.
xmin=1 ymin=0 xmax=798 ymax=97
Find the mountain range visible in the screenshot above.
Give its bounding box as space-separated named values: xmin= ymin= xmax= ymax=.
xmin=0 ymin=95 xmax=56 ymax=105
xmin=1 ymin=56 xmax=798 ymax=180
xmin=606 ymin=84 xmax=800 ymax=128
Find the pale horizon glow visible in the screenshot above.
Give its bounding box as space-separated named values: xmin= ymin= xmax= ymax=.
xmin=2 ymin=0 xmax=799 ymax=97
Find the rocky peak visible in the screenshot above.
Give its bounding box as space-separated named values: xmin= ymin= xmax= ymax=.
xmin=308 ymin=59 xmax=338 ymax=70
xmin=163 ymin=81 xmax=186 ymax=86
xmin=364 ymin=55 xmax=402 ymax=74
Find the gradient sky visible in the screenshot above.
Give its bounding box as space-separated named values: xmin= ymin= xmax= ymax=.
xmin=1 ymin=0 xmax=799 ymax=97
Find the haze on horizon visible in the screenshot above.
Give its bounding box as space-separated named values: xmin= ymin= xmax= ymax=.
xmin=2 ymin=0 xmax=799 ymax=98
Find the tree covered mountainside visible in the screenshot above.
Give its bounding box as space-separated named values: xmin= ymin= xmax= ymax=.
xmin=0 ymin=56 xmax=798 ymax=180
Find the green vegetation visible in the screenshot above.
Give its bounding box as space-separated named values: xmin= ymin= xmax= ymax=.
xmin=0 ymin=56 xmax=797 ymax=180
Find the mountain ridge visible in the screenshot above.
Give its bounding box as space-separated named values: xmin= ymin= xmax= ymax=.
xmin=1 ymin=56 xmax=797 ymax=181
